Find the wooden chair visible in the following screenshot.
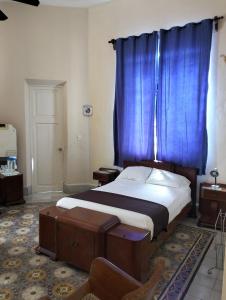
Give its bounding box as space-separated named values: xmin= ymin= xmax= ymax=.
xmin=41 ymin=257 xmax=164 ymax=300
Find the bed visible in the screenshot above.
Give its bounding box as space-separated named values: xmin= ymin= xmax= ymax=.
xmin=38 ymin=160 xmax=197 ymax=281
xmin=57 ymin=160 xmax=197 ymax=239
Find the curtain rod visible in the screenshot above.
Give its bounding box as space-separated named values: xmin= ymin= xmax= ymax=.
xmin=108 ymin=16 xmax=224 ymax=45
xmin=213 ymin=15 xmax=224 ymax=30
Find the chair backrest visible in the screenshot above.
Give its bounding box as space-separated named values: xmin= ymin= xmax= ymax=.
xmin=90 ymin=257 xmax=141 ymax=300
xmin=122 ymin=260 xmax=165 ymax=300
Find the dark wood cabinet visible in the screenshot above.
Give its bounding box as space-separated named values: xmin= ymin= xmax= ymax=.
xmin=0 ymin=173 xmax=24 ymax=206
xmin=198 ymin=182 xmax=226 ymax=228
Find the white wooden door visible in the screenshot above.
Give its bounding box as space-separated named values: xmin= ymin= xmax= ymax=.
xmin=30 ymin=86 xmax=64 ymax=193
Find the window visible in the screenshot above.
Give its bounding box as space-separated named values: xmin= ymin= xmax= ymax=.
xmin=114 ymin=19 xmax=213 ymax=175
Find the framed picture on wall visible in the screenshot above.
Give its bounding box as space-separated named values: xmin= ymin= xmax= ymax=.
xmin=83 ymin=105 xmax=93 ymax=116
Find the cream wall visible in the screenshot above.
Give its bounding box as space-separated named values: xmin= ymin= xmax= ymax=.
xmin=1 ymin=0 xmax=226 ymax=191
xmin=88 ymin=0 xmax=226 ymax=183
xmin=0 ymin=3 xmax=90 ymax=190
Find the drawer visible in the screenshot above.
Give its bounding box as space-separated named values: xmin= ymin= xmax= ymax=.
xmin=93 ymin=171 xmax=111 ymax=182
xmin=199 ymin=198 xmax=219 ymax=215
xmin=201 ymin=188 xmax=226 ymax=201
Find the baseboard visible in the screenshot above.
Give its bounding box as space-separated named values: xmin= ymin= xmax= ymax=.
xmin=23 ymin=186 xmax=32 ymax=196
xmin=23 ymin=183 xmax=96 ymax=196
xmin=63 ymin=183 xmax=96 ymax=194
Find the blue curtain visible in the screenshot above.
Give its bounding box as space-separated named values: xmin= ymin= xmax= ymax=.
xmin=156 ymin=19 xmax=213 ymax=174
xmin=114 ymin=33 xmax=158 ymax=166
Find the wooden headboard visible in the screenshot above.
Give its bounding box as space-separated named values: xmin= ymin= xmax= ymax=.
xmin=124 ymin=160 xmax=174 ymax=172
xmin=123 ymin=160 xmax=197 ymax=218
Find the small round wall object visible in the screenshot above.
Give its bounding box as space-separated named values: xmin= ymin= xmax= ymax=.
xmin=82 ymin=105 xmax=93 ymax=116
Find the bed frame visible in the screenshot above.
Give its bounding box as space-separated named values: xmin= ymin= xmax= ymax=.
xmin=108 ymin=160 xmax=197 ymax=281
xmin=37 ymin=160 xmax=197 ymax=282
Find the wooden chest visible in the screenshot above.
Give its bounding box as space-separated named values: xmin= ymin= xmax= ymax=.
xmin=106 ymin=224 xmax=151 ymax=282
xmin=38 ymin=206 xmax=152 ymax=280
xmin=38 ymin=206 xmax=67 ymax=259
xmin=56 ymin=207 xmax=119 ymax=271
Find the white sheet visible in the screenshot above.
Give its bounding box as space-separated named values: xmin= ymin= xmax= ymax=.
xmin=56 ymin=179 xmax=191 ymax=239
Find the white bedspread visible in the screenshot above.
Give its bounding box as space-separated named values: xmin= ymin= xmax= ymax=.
xmin=57 ymin=179 xmax=191 ymax=238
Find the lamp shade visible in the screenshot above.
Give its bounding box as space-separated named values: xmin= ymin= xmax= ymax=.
xmin=210 ymin=168 xmax=220 ymax=189
xmin=0 ymin=10 xmax=8 ymax=21
xmin=210 ymin=168 xmax=219 ymax=178
xmin=12 ymin=0 xmax=40 ymax=6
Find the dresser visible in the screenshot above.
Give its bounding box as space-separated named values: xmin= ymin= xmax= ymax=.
xmin=198 ymin=182 xmax=226 ymax=228
xmin=0 ymin=173 xmax=24 ymax=206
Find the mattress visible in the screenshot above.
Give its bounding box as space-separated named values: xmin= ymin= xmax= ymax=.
xmin=57 ymin=179 xmax=191 ymax=238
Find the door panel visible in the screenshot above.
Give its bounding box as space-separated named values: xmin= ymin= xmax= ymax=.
xmin=35 ymin=89 xmax=56 ymax=117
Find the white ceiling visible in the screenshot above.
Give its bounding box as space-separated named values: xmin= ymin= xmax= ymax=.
xmin=0 ymin=0 xmax=112 ymax=8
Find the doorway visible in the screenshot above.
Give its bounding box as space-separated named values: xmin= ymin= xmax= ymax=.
xmin=28 ymin=82 xmax=65 ymax=193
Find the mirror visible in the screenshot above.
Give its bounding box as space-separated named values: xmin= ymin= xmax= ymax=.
xmin=0 ymin=124 xmax=17 ymax=165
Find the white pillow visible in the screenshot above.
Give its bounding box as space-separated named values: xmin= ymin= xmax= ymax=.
xmin=145 ymin=168 xmax=190 ymax=188
xmin=116 ymin=166 xmax=152 ymax=182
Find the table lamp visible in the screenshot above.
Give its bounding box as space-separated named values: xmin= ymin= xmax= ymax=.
xmin=210 ymin=168 xmax=220 ymax=189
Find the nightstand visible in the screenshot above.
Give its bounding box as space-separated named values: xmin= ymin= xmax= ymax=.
xmin=0 ymin=173 xmax=24 ymax=206
xmin=198 ymin=182 xmax=226 ymax=228
xmin=93 ymin=168 xmax=120 ymax=186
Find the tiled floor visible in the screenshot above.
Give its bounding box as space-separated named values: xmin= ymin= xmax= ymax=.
xmin=183 ymin=218 xmax=223 ymax=300
xmin=24 ymin=191 xmax=68 ymax=203
xmin=25 ymin=193 xmax=224 ymax=300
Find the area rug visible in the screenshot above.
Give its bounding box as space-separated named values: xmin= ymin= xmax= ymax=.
xmin=0 ymin=203 xmax=214 ymax=300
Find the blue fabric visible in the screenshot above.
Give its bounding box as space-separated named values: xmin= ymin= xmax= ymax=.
xmin=156 ymin=19 xmax=213 ymax=174
xmin=114 ymin=33 xmax=158 ymax=166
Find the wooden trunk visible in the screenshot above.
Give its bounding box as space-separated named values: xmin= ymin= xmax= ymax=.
xmin=37 ymin=206 xmax=67 ymax=259
xmin=106 ymin=224 xmax=151 ymax=282
xmin=37 ymin=204 xmax=191 ymax=282
xmin=56 ymin=207 xmax=119 ymax=271
xmin=106 ymin=204 xmax=191 ymax=282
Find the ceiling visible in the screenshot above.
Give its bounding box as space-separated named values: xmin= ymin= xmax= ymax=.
xmin=0 ymin=0 xmax=112 ymax=8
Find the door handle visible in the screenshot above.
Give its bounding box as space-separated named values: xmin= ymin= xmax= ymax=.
xmin=58 ymin=148 xmax=63 ymax=152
